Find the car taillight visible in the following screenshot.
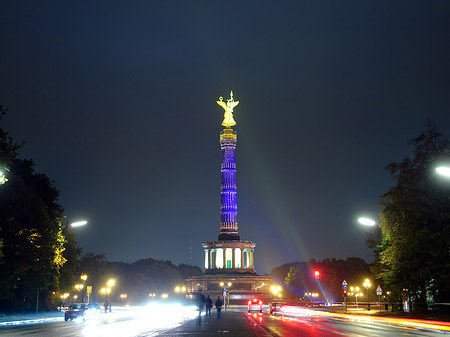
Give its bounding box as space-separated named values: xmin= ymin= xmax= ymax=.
xmin=248 ymin=300 xmax=252 ymax=305
xmin=253 ymin=298 xmax=258 ymax=302
xmin=259 ymin=300 xmax=262 ymax=305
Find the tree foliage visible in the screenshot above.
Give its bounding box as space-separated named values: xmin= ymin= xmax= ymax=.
xmin=372 ymin=122 xmax=450 ymax=308
xmin=0 ymin=107 xmax=82 ymax=311
xmin=0 ymin=159 xmax=68 ymax=311
xmin=79 ymin=256 xmax=202 ymax=305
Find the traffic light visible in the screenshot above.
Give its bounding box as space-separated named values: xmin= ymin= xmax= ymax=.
xmin=343 ymin=289 xmax=347 ymax=297
xmin=314 ymin=270 xmax=320 ymax=279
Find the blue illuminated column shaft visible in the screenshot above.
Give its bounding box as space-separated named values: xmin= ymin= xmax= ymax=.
xmin=218 ymin=128 xmax=240 ymax=241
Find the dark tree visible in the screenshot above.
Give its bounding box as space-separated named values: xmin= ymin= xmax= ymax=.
xmin=372 ymin=122 xmax=450 ymax=310
xmin=0 ymin=159 xmax=67 ymax=311
xmin=59 ymin=225 xmax=83 ymax=293
xmin=79 ymin=253 xmax=108 ymax=303
xmin=271 ymin=258 xmax=371 ymax=303
xmin=0 ymin=107 xmax=80 ymax=311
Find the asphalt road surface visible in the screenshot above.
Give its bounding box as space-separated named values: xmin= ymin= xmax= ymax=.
xmin=0 ymin=305 xmax=448 ymax=336
xmin=244 ymin=311 xmax=448 ymax=337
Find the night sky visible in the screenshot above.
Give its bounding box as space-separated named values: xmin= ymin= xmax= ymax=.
xmin=1 ymin=1 xmax=450 ymax=274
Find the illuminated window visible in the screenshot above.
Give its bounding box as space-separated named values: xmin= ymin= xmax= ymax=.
xmin=235 ymin=248 xmax=241 ymax=268
xmin=243 ymin=249 xmax=248 ymax=268
xmin=216 ymin=249 xmax=223 ymax=269
xmin=225 ymin=248 xmax=232 ymax=268
xmin=211 ymin=250 xmax=216 ymax=268
xmin=204 ymin=250 xmax=209 ymax=269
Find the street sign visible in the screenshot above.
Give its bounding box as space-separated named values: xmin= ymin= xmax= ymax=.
xmin=376 ymin=285 xmax=382 ymax=296
xmin=342 ymin=280 xmax=347 ymax=289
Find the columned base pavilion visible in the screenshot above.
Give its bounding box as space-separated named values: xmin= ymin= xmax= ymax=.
xmin=202 ymin=240 xmax=256 ymax=273
xmin=186 ymin=273 xmax=273 ymax=304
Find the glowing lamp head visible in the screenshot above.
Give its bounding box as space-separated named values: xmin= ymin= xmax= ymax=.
xmin=71 ymin=220 xmax=87 ymax=227
xmin=358 ymin=217 xmax=376 ymax=226
xmin=436 ymin=166 xmax=450 ymax=177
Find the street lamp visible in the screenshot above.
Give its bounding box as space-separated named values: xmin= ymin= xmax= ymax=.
xmin=75 ymin=284 xmax=84 ymax=302
xmin=105 ymin=279 xmax=115 ymax=312
xmin=174 ymin=286 xmax=187 ymax=293
xmin=350 ymin=286 xmax=361 ymax=307
xmin=100 ymin=287 xmax=111 ymax=312
xmin=436 ymin=166 xmax=450 ymax=177
xmin=80 ymin=275 xmax=88 ymax=303
xmin=71 ymin=220 xmax=87 ymax=227
xmin=271 ymin=285 xmax=282 ymax=299
xmin=219 ymin=282 xmax=231 ymax=309
xmin=363 ymin=279 xmax=371 ymax=310
xmin=0 ymin=170 xmax=7 ymax=184
xmin=358 ymin=217 xmax=376 ymax=226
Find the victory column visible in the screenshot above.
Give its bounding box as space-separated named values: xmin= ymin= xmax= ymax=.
xmin=186 ymin=92 xmax=272 ymax=303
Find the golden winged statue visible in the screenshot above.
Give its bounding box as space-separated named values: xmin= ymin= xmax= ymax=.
xmin=217 ymin=91 xmax=239 ymax=128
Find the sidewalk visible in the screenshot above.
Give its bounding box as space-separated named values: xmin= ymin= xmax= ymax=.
xmin=158 ymin=311 xmax=270 ymax=337
xmin=0 ymin=311 xmax=63 ymax=326
xmin=319 ymin=306 xmax=450 ymax=322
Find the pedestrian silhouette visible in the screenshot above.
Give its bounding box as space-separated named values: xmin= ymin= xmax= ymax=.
xmin=215 ymin=296 xmax=223 ymax=319
xmin=205 ymin=295 xmax=213 ymax=318
xmin=196 ymin=293 xmax=205 ymax=327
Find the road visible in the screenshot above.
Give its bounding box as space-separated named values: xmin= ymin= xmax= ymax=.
xmin=0 ymin=304 xmax=448 ymax=336
xmin=244 ymin=311 xmax=449 ymax=336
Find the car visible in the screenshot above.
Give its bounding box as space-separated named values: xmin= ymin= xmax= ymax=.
xmin=269 ymin=302 xmax=283 ymax=314
xmin=306 ymin=301 xmax=321 ymax=308
xmin=248 ymin=298 xmax=263 ymax=313
xmin=64 ymin=303 xmax=88 ymax=321
xmin=85 ymin=303 xmax=102 ymax=317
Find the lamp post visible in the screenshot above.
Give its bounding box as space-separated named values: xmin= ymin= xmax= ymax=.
xmin=174 ymin=286 xmax=187 ymax=294
xmin=120 ymin=293 xmax=127 ymax=303
xmin=75 ymin=284 xmax=84 ymax=302
xmin=80 ymin=275 xmax=87 ymax=303
xmin=226 ymin=282 xmax=232 ymax=308
xmin=271 ymin=285 xmax=282 ymax=299
xmin=350 ymin=287 xmax=361 ymax=308
xmin=101 ymin=288 xmax=111 ymax=312
xmin=107 ymin=279 xmax=115 ymax=312
xmin=219 ymin=282 xmax=231 ymax=309
xmin=363 ymin=279 xmax=371 ymax=311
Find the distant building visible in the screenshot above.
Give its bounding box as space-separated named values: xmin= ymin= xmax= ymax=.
xmin=186 ymin=92 xmax=272 ymax=303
